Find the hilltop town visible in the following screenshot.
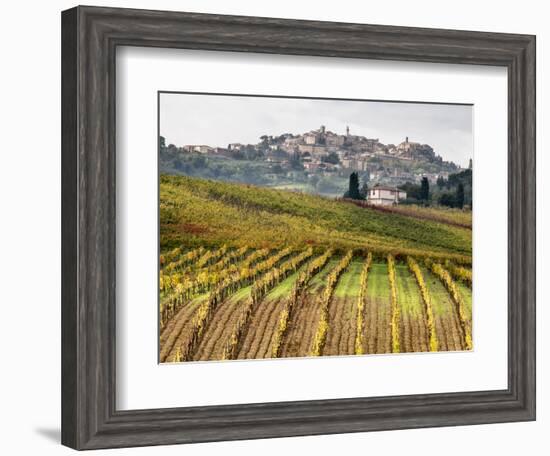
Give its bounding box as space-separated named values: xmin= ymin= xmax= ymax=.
xmin=160 ymin=125 xmax=466 ymax=197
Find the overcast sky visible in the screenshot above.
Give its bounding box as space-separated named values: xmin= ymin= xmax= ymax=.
xmin=160 ymin=92 xmax=473 ymax=167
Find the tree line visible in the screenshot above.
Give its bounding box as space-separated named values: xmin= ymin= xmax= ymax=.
xmin=343 ymin=168 xmax=471 ymax=209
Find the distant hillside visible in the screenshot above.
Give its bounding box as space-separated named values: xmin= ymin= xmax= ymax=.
xmin=160 ymin=174 xmax=472 ymax=261
xmin=160 ymin=125 xmax=466 ymax=197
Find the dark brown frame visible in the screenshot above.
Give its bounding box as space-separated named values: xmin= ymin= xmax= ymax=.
xmin=61 ymin=5 xmax=536 ymax=450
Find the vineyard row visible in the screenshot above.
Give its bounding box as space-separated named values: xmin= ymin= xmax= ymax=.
xmin=160 ymin=247 xmax=472 ymax=362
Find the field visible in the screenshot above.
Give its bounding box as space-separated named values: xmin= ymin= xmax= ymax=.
xmin=341 ymin=199 xmax=472 ymax=229
xmin=159 ymin=174 xmax=472 ymax=362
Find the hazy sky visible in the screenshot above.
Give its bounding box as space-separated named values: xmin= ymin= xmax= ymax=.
xmin=160 ymin=92 xmax=473 ymax=167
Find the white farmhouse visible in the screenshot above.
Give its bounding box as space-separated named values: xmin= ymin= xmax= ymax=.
xmin=368 ymin=185 xmax=407 ymax=206
xmin=184 ymin=145 xmax=214 ymax=154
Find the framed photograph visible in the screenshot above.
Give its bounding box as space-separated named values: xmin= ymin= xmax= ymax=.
xmin=157 ymin=91 xmax=475 ymax=364
xmin=61 ymin=5 xmax=536 ymax=450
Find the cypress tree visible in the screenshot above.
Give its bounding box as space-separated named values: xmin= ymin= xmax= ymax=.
xmin=348 ymin=172 xmax=361 ymax=200
xmin=420 ymin=177 xmax=430 ymax=203
xmin=456 ymin=183 xmax=465 ymax=209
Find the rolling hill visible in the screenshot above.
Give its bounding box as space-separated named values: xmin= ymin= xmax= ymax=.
xmin=160 ymin=174 xmax=471 ymax=262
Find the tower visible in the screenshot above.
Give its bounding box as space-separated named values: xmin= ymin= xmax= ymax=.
xmin=320 ymin=125 xmax=326 ymax=134
xmin=346 ymin=125 xmax=350 ymax=136
xmin=405 ymin=136 xmax=409 ymax=143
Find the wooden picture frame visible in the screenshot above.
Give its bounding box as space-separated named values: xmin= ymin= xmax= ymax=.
xmin=61 ymin=5 xmax=536 ymax=450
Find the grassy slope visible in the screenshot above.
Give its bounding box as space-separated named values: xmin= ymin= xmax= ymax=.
xmin=366 ymin=263 xmax=390 ymax=300
xmin=421 ymin=266 xmax=468 ymax=351
xmin=265 ymin=268 xmax=303 ymax=300
xmin=365 ymin=262 xmax=392 ymax=353
xmin=394 ymin=263 xmax=429 ymax=353
xmin=383 ymin=205 xmax=472 ymax=227
xmin=309 ymin=259 xmax=339 ymax=292
xmin=395 ymin=264 xmax=424 ymax=318
xmin=160 ymin=174 xmax=471 ymax=260
xmin=334 ymin=260 xmax=363 ymax=298
xmin=324 ymin=259 xmax=363 ymax=356
xmin=456 ymin=282 xmax=473 ymax=316
xmin=421 ymin=267 xmax=456 ymax=317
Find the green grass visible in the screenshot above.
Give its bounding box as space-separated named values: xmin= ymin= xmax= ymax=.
xmin=421 ymin=267 xmax=455 ymax=316
xmin=309 ymin=259 xmax=340 ymax=293
xmin=228 ymin=285 xmax=252 ymax=303
xmin=395 ymin=264 xmax=424 ymax=317
xmin=456 ymin=282 xmax=473 ymax=315
xmin=366 ymin=263 xmax=390 ymax=301
xmin=333 ymin=260 xmax=363 ymax=298
xmin=386 ymin=204 xmax=472 ymax=228
xmin=229 ymin=256 xmax=313 ymax=303
xmin=160 ymin=174 xmax=471 ymax=260
xmin=264 ymin=264 xmax=308 ymax=300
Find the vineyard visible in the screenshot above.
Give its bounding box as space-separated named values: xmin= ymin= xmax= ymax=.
xmin=340 ymin=198 xmax=473 ymax=229
xmin=159 ymin=175 xmax=473 ymax=362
